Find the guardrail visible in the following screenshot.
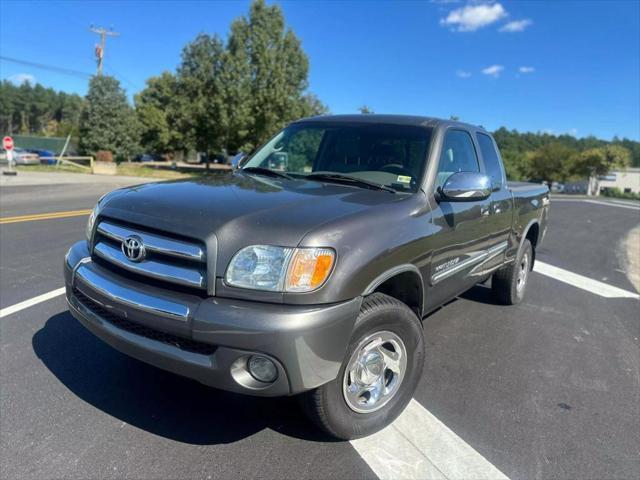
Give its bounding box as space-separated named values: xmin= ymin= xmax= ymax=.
xmin=54 ymin=156 xmax=94 ymax=171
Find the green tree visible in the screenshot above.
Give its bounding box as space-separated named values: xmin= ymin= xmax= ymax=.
xmin=226 ymin=0 xmax=327 ymax=151
xmin=0 ymin=80 xmax=84 ymax=137
xmin=500 ymin=149 xmax=527 ymax=181
xmin=525 ymin=143 xmax=576 ymax=184
xmin=56 ymin=92 xmax=84 ymax=140
xmin=79 ymin=75 xmax=138 ymax=160
xmin=135 ymin=72 xmax=183 ymax=155
xmin=571 ymin=145 xmax=631 ymax=195
xmin=162 ymin=0 xmax=327 ymax=159
xmin=176 ymin=33 xmax=228 ymax=166
xmin=359 ymin=105 xmax=374 ymax=114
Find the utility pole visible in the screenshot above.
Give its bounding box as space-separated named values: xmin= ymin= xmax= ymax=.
xmin=89 ymin=25 xmax=119 ymax=75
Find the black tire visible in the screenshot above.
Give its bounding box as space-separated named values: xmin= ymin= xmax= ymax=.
xmin=300 ymin=292 xmax=425 ymax=440
xmin=492 ymin=239 xmax=533 ymax=305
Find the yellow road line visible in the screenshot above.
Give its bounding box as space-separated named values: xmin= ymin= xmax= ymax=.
xmin=0 ymin=209 xmax=91 ymax=224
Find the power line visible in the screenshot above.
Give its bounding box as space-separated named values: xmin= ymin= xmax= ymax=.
xmin=89 ymin=26 xmax=119 ymax=75
xmin=104 ymin=64 xmax=142 ymax=91
xmin=0 ymin=56 xmax=92 ymax=79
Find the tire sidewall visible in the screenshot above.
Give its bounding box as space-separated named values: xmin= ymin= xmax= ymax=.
xmin=512 ymin=240 xmax=532 ymax=303
xmin=319 ymin=297 xmax=425 ymax=439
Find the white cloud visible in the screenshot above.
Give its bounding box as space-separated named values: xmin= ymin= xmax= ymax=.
xmin=568 ymin=128 xmax=579 ymax=137
xmin=499 ymin=19 xmax=533 ymax=32
xmin=518 ymin=66 xmax=535 ymax=74
xmin=456 ymin=70 xmax=472 ymax=78
xmin=440 ymin=3 xmax=507 ymax=32
xmin=8 ymin=73 xmax=36 ymax=85
xmin=481 ymin=65 xmax=504 ymax=77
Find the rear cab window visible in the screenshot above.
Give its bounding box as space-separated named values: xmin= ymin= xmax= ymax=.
xmin=476 ymin=133 xmax=505 ymax=190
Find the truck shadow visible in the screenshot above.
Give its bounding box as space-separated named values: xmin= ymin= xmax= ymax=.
xmin=458 ymin=284 xmax=504 ymax=305
xmin=32 ymin=312 xmax=334 ymax=445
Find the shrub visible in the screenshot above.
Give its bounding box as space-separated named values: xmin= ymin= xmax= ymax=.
xmin=95 ymin=150 xmax=114 ymax=163
xmin=601 ymin=187 xmax=640 ymax=200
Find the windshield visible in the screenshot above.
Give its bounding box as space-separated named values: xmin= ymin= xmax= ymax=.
xmin=242 ymin=123 xmax=433 ymax=192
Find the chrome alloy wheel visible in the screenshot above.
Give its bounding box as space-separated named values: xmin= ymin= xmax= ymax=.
xmin=342 ymin=331 xmax=407 ymax=413
xmin=516 ymin=252 xmax=530 ymax=294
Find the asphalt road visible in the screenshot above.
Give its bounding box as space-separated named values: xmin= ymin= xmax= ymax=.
xmin=1 ymin=182 xmax=639 ymax=479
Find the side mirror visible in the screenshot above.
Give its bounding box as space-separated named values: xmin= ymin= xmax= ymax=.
xmin=439 ymin=172 xmax=491 ymax=201
xmin=230 ymin=152 xmax=246 ymax=170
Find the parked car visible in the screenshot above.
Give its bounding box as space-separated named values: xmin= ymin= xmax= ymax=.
xmin=12 ymin=148 xmax=40 ymax=165
xmin=134 ymin=153 xmax=158 ymax=163
xmin=27 ymin=149 xmax=57 ymax=165
xmin=64 ymin=115 xmax=549 ymax=439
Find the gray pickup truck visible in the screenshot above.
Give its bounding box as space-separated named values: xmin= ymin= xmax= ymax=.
xmin=64 ymin=115 xmax=549 ymax=439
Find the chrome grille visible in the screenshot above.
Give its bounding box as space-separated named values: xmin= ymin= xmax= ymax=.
xmin=93 ymin=219 xmax=208 ymax=291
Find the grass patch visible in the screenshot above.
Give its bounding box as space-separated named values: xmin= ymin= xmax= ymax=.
xmin=116 ymin=163 xmax=195 ymax=179
xmin=16 ymin=163 xmax=88 ymax=174
xmin=117 ymin=163 xmax=231 ymax=179
xmin=13 ymin=161 xmax=230 ymax=180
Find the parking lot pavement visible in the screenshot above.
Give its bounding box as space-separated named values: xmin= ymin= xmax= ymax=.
xmin=1 ymin=184 xmax=638 ymax=479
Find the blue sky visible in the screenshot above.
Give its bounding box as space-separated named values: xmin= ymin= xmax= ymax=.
xmin=1 ymin=0 xmax=639 ymax=140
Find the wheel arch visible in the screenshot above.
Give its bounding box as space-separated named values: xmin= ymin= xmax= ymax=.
xmin=520 ymin=219 xmax=540 ymax=268
xmin=362 ymin=264 xmax=424 ymax=318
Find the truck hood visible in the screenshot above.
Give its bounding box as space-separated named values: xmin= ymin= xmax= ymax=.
xmin=99 ymin=171 xmax=410 ymax=270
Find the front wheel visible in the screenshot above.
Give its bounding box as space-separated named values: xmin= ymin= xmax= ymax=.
xmin=301 ymin=293 xmax=425 ymax=440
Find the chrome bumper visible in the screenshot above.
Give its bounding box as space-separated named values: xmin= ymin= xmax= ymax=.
xmin=64 ymin=241 xmax=361 ymax=396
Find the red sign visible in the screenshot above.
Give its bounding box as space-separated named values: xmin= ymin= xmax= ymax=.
xmin=3 ymin=136 xmax=13 ymax=151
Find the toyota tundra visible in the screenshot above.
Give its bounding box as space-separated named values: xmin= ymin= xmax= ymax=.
xmin=64 ymin=115 xmax=549 ymax=439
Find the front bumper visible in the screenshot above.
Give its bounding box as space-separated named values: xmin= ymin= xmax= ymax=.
xmin=64 ymin=241 xmax=361 ymax=396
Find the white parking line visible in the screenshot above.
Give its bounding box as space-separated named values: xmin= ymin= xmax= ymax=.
xmin=351 ymin=399 xmax=509 ymax=480
xmin=552 ymin=198 xmax=640 ymax=211
xmin=534 ymin=261 xmax=639 ymax=299
xmin=0 ymin=287 xmax=66 ymax=318
xmin=607 ymin=199 xmax=640 ymax=207
xmin=0 ymin=264 xmax=636 ymax=480
xmin=352 ymin=261 xmax=638 ymax=479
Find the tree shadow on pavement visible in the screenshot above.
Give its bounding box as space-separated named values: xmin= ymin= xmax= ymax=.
xmin=32 ymin=311 xmax=335 ymax=445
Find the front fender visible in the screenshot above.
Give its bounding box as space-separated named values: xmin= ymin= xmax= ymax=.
xmin=283 ymin=194 xmax=435 ymax=306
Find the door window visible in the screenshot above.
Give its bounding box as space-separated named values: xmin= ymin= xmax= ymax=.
xmin=435 ymin=130 xmax=479 ymax=188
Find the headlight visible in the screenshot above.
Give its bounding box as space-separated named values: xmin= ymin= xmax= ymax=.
xmin=226 ymin=245 xmax=293 ymax=291
xmin=225 ymin=245 xmax=335 ymax=292
xmin=85 ymin=204 xmax=100 ymax=244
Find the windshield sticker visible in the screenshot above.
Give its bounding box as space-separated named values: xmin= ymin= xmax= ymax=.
xmin=397 ymin=175 xmax=412 ymax=184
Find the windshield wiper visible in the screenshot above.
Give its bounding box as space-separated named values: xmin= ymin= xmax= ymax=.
xmin=241 ymin=166 xmax=294 ymax=180
xmin=305 ymin=172 xmax=397 ymax=194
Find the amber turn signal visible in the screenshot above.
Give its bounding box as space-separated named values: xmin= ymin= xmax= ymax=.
xmin=285 ymin=248 xmax=335 ymax=292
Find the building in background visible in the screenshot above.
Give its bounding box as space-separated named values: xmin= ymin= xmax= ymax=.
xmin=598 ymin=168 xmax=640 ymax=195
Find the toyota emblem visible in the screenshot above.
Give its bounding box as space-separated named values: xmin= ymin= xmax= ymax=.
xmin=122 ymin=235 xmax=146 ymax=262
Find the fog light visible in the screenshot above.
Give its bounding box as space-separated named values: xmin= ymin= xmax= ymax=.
xmin=247 ymin=355 xmax=278 ymax=383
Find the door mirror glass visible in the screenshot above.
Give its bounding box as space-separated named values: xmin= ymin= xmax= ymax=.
xmin=230 ymin=152 xmax=246 ymax=170
xmin=439 ymin=171 xmax=491 ymax=201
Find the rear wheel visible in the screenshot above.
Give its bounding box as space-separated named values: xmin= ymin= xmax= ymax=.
xmin=301 ymin=293 xmax=425 ymax=440
xmin=492 ymin=239 xmax=532 ymax=305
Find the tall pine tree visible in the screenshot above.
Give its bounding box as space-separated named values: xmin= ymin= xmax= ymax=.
xmin=79 ymin=75 xmax=138 ymax=160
